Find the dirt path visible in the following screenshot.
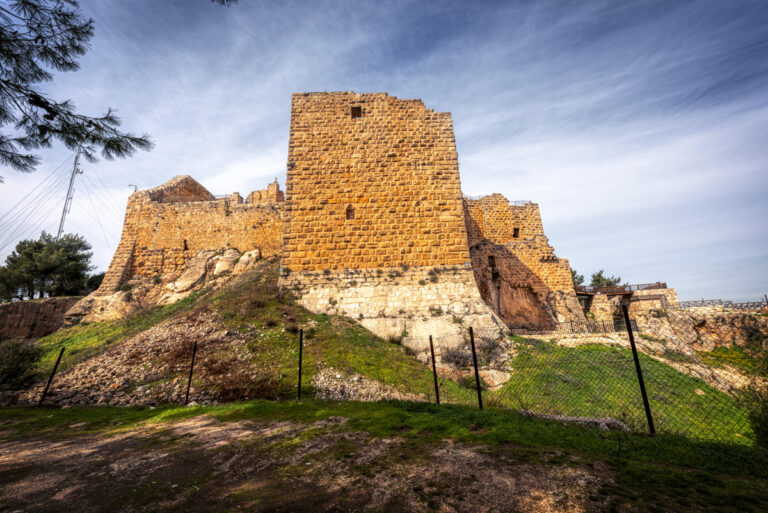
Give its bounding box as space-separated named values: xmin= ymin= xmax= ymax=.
xmin=0 ymin=413 xmax=609 ymax=512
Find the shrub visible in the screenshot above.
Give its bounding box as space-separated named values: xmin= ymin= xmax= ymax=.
xmin=0 ymin=340 xmax=43 ymax=390
xmin=443 ymin=347 xmax=472 ymax=367
xmin=478 ymin=336 xmax=503 ymax=365
xmin=458 ymin=374 xmax=487 ymax=390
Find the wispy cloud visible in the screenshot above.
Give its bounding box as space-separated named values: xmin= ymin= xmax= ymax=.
xmin=1 ymin=0 xmax=766 ymax=300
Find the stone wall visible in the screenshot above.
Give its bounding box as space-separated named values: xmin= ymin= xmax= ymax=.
xmin=0 ymin=296 xmax=81 ymax=341
xmin=628 ymin=288 xmax=679 ymax=317
xmin=463 ymin=195 xmax=583 ymax=328
xmin=281 ymin=92 xmax=505 ymax=344
xmin=96 ymin=175 xmax=283 ymax=295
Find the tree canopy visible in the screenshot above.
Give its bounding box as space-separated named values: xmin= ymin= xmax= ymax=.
xmin=571 ymin=268 xmax=584 ymax=287
xmin=0 ymin=231 xmax=99 ymax=300
xmin=0 ymin=0 xmax=156 ymax=181
xmin=589 ymin=269 xmax=622 ymax=288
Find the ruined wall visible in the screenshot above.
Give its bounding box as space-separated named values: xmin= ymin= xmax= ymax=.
xmin=0 ymin=296 xmax=81 ymax=341
xmin=281 ymin=92 xmax=504 ymax=345
xmin=96 ymin=176 xmax=283 ymax=295
xmin=464 ymin=195 xmax=583 ymax=328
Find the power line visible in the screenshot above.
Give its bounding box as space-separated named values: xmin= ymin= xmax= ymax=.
xmin=0 ymin=158 xmax=71 ymax=235
xmin=0 ymin=153 xmax=72 ymax=227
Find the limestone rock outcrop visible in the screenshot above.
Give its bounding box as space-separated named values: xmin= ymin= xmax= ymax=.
xmin=0 ymin=296 xmax=81 ymax=341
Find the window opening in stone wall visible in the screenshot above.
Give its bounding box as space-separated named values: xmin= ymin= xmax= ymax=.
xmin=183 ymin=239 xmax=188 ymax=251
xmin=351 ymin=106 xmax=362 ymax=118
xmin=346 ymin=204 xmax=355 ymax=220
xmin=488 ymin=255 xmax=496 ymax=269
xmin=513 ymin=228 xmax=520 ymax=238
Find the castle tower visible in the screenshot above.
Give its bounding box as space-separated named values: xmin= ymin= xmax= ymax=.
xmin=280 ymin=92 xmax=505 ymax=346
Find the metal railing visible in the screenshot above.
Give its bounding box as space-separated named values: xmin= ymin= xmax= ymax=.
xmin=678 ymin=299 xmax=767 ymax=310
xmin=576 ymin=282 xmax=667 ymax=295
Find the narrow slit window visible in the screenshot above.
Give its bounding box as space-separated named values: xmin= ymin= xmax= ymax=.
xmin=488 ymin=255 xmax=496 ymax=268
xmin=183 ymin=239 xmax=188 ymax=251
xmin=351 ymin=106 xmax=362 ymax=118
xmin=513 ymin=228 xmax=520 ymax=238
xmin=346 ymin=204 xmax=355 ymax=220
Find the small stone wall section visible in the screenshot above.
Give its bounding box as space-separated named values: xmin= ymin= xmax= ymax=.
xmin=0 ymin=296 xmax=81 ymax=341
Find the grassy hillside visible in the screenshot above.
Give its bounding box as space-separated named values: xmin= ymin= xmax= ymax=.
xmin=27 ymin=257 xmax=754 ymax=444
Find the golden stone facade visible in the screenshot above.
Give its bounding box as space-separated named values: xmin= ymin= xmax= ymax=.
xmin=464 ymin=194 xmax=584 ymax=329
xmin=94 ymin=92 xmax=583 ymax=340
xmin=96 ymin=176 xmax=284 ymax=295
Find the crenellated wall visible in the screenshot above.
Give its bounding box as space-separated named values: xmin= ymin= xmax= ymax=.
xmin=95 ymin=176 xmax=284 ymax=295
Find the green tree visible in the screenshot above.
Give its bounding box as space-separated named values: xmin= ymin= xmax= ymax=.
xmin=0 ymin=0 xmax=155 ymax=181
xmin=590 ymin=269 xmax=622 ymax=288
xmin=0 ymin=231 xmax=94 ymax=300
xmin=571 ymin=268 xmax=584 ymax=287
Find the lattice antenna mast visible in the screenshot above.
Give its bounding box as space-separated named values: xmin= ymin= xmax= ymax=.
xmin=56 ymin=146 xmax=83 ymax=239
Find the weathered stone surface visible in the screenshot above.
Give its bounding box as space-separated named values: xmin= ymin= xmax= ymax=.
xmin=233 ymin=249 xmax=261 ymax=275
xmin=279 ymin=92 xmax=507 ymax=345
xmin=465 ymin=195 xmax=584 ymax=329
xmin=167 ymin=250 xmax=217 ymax=293
xmin=0 ymin=296 xmax=81 ymax=341
xmin=96 ymin=175 xmax=283 ymax=297
xmin=213 ymin=249 xmax=241 ymax=276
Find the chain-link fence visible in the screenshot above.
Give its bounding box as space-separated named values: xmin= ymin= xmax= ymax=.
xmin=28 ymin=303 xmax=766 ymax=446
xmin=290 ymin=307 xmax=766 ymax=446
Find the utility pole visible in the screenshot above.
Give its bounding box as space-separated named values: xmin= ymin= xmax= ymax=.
xmin=56 ymin=146 xmax=83 ymax=239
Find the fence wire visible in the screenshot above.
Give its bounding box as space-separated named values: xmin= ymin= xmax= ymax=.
xmin=295 ymin=310 xmax=766 ymax=445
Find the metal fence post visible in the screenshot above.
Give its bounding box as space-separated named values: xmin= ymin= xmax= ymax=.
xmin=468 ymin=327 xmax=483 ymax=410
xmin=622 ymin=305 xmax=655 ymax=435
xmin=429 ymin=335 xmax=440 ymax=405
xmin=297 ymin=328 xmax=303 ymax=400
xmin=601 ymin=319 xmax=607 ymax=333
xmin=184 ymin=340 xmax=198 ymax=406
xmin=38 ymin=347 xmax=65 ymax=407
xmin=570 ymin=320 xmax=575 ymax=333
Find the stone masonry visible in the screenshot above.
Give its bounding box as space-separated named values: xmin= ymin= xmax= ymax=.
xmin=464 ymin=194 xmax=585 ymax=329
xmin=280 ymin=92 xmax=506 ymax=346
xmin=58 ymin=92 xmax=585 ymax=346
xmin=95 ymin=175 xmax=284 ymax=295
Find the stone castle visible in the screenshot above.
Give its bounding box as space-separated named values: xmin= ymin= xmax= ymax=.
xmin=91 ymin=92 xmax=587 ymax=344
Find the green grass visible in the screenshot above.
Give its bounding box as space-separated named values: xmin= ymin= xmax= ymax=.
xmin=493 ymin=339 xmax=752 ymax=443
xmin=23 ymin=258 xmax=757 ymax=448
xmin=1 ymin=399 xmax=766 ymax=512
xmin=34 ymin=291 xmax=203 ymax=378
xmin=207 ymin=259 xmax=472 ymax=403
xmin=696 ymin=346 xmax=761 ymax=375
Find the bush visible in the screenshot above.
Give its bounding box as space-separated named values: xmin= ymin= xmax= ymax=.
xmin=478 ymin=336 xmax=503 ymax=365
xmin=443 ymin=347 xmax=472 ymax=367
xmin=0 ymin=340 xmax=43 ymax=390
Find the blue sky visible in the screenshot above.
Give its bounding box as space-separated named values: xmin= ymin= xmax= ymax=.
xmin=1 ymin=0 xmax=766 ymax=301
